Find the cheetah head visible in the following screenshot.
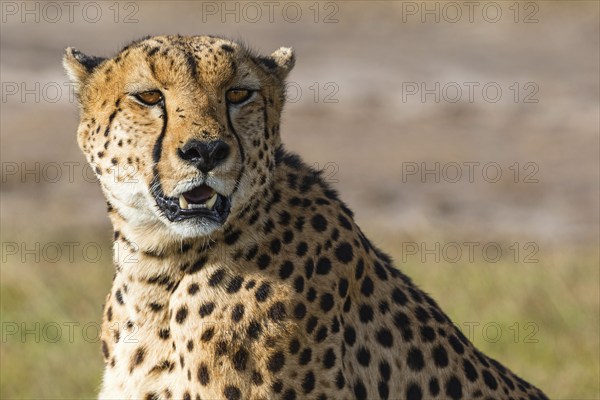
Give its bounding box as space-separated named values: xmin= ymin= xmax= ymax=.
xmin=64 ymin=35 xmax=294 ymax=240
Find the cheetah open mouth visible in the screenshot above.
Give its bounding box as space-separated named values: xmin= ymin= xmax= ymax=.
xmin=153 ymin=184 xmax=231 ymax=224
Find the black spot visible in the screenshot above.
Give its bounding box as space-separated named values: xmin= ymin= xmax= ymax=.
xmin=267 ymin=351 xmax=285 ymax=372
xmin=294 ymin=276 xmax=305 ymax=293
xmin=353 ymin=261 xmax=364 ymax=281
xmin=158 ymin=328 xmax=170 ymax=340
xmin=282 ymin=388 xmax=296 ymax=400
xmin=379 ymin=360 xmax=391 ymax=381
xmin=200 ymin=327 xmax=215 ymax=342
xmin=198 ymin=363 xmax=210 ymax=385
xmin=257 ymin=254 xmax=271 ymax=269
xmin=406 ymin=347 xmax=425 ymax=371
xmin=208 ymin=269 xmax=226 ymax=286
xmin=247 ymin=320 xmax=262 ymax=339
xmin=221 ymin=44 xmax=234 ymax=53
xmin=378 ymin=381 xmax=389 ymax=400
xmin=226 ymin=275 xmax=244 ymax=293
xmin=335 ymin=242 xmax=353 ymax=263
xmin=199 ymin=302 xmax=215 ymax=317
xmin=311 ymin=214 xmax=328 ymax=232
xmin=296 ymin=242 xmax=308 ymax=256
xmin=356 ymin=347 xmax=371 ymax=366
xmin=448 ymin=334 xmax=465 ymax=355
xmin=289 ymin=338 xmax=300 ymax=354
xmin=101 ymin=340 xmax=109 ymax=359
xmin=231 ymin=303 xmax=245 ymax=322
xmin=376 ymin=327 xmax=394 ymax=348
xmin=306 ymin=287 xmax=317 ymax=302
xmin=304 ymin=258 xmax=314 ymax=279
xmin=255 ymin=282 xmax=272 ymax=302
xmin=302 ymin=371 xmax=316 ymax=393
xmin=391 ymin=287 xmax=408 ymax=305
xmin=187 ymin=283 xmax=199 ymax=295
xmin=278 ymin=261 xmax=294 ymax=280
xmin=420 ymin=325 xmax=436 ymax=342
xmin=268 ymin=301 xmax=287 ymax=322
xmin=344 ymin=325 xmax=356 ymax=346
xmin=354 ymin=380 xmax=367 ymax=398
xmin=373 ymin=261 xmax=388 ymax=280
xmin=294 ymin=302 xmax=307 ymax=319
xmin=378 ymin=300 xmax=390 ymax=314
xmin=316 ymin=257 xmax=332 ymax=275
xmin=319 ymin=293 xmax=335 ymax=312
xmin=360 ymin=276 xmax=374 ymax=296
xmin=429 ymin=377 xmax=440 ymax=395
xmin=306 ymin=316 xmax=318 ymax=334
xmin=338 ymin=278 xmax=349 ymax=297
xmin=358 ymin=304 xmax=374 ymax=323
xmin=323 ymin=348 xmax=336 ymax=369
xmin=175 ymin=307 xmax=188 ymax=323
xmin=445 ymin=376 xmax=463 ymax=400
xmin=483 ymin=369 xmax=498 ymax=390
xmin=299 ymin=348 xmax=312 ymax=365
xmin=224 ymin=230 xmax=241 ymax=245
xmin=343 ymin=297 xmax=352 ymax=313
xmin=463 ymin=359 xmax=478 ymax=381
xmin=270 ymin=238 xmax=282 ymax=254
xmin=414 ymin=306 xmax=430 ymax=323
xmin=185 ymin=257 xmax=207 ymax=274
xmin=245 ymin=245 xmax=259 ymax=261
xmin=223 ymin=385 xmax=241 ymax=400
xmin=252 ymin=371 xmax=263 ymax=386
xmin=273 ymin=380 xmax=284 ymax=395
xmin=406 ymin=382 xmax=423 ymax=400
xmin=232 ymin=348 xmax=249 ymax=371
xmin=335 ymin=369 xmax=345 ymax=389
xmin=338 ymin=214 xmax=352 ymax=230
xmin=315 ymin=326 xmax=328 ymax=342
xmin=245 ymin=279 xmax=256 ymax=290
xmin=433 ymin=344 xmax=449 ymax=368
xmin=115 ymin=289 xmax=124 ymax=305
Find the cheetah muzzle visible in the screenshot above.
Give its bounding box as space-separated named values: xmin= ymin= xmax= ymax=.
xmin=64 ymin=35 xmax=548 ymax=400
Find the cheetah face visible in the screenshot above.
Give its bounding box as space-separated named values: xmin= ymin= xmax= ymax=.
xmin=64 ymin=35 xmax=294 ymax=239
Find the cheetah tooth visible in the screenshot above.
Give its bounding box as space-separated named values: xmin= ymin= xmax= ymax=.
xmin=179 ymin=195 xmax=189 ymax=209
xmin=205 ymin=193 xmax=218 ymax=210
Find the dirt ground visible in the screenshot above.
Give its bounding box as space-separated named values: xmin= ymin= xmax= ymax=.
xmin=1 ymin=1 xmax=599 ymax=398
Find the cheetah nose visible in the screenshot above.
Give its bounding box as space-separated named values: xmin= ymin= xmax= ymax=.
xmin=178 ymin=139 xmax=230 ymax=172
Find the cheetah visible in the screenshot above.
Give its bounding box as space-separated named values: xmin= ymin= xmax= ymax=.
xmin=64 ymin=35 xmax=548 ymax=400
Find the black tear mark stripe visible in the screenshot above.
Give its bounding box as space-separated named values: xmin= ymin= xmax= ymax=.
xmin=151 ymin=104 xmax=169 ymax=191
xmin=225 ymin=101 xmax=247 ymax=197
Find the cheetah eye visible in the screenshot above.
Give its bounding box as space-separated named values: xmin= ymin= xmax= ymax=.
xmin=134 ymin=90 xmax=163 ymax=106
xmin=226 ymin=89 xmax=253 ymax=105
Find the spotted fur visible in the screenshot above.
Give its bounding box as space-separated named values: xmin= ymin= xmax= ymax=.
xmin=64 ymin=35 xmax=548 ymax=400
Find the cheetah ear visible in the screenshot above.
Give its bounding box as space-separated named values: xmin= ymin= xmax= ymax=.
xmin=258 ymin=47 xmax=295 ymax=80
xmin=63 ymin=47 xmax=106 ymax=86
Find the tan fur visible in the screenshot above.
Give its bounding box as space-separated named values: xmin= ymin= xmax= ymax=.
xmin=65 ymin=35 xmax=547 ymax=400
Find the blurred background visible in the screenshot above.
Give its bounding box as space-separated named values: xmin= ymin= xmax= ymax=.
xmin=1 ymin=1 xmax=598 ymax=398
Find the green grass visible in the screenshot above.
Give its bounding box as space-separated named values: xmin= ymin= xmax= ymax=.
xmin=1 ymin=235 xmax=598 ymax=399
